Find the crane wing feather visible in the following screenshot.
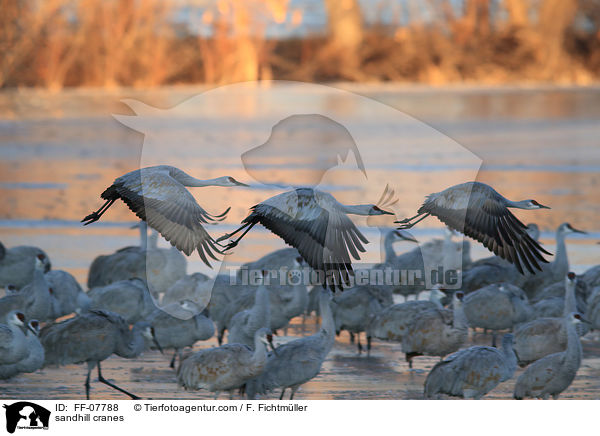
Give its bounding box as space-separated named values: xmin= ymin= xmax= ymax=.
xmin=241 ymin=189 xmax=367 ymax=289
xmin=420 ymin=186 xmax=550 ymax=274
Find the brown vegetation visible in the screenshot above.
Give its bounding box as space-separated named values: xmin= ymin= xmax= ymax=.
xmin=0 ymin=0 xmax=599 ymax=89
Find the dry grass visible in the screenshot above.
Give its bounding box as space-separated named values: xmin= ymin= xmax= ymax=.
xmin=0 ymin=0 xmax=599 ymax=89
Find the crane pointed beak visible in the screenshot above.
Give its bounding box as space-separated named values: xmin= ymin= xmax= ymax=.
xmin=394 ymin=230 xmax=418 ymax=243
xmin=538 ymin=204 xmax=551 ymax=209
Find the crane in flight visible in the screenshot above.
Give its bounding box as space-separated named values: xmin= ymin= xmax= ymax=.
xmin=218 ymin=186 xmax=395 ymax=290
xmin=81 ymin=165 xmax=248 ymax=267
xmin=396 ymin=181 xmax=552 ymax=274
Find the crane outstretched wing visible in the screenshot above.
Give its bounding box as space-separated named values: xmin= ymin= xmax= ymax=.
xmin=419 ymin=191 xmax=551 ymax=274
xmin=109 ymin=170 xmax=225 ymax=267
xmin=238 ymin=189 xmax=369 ymax=290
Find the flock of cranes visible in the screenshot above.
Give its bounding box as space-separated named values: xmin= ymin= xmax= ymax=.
xmin=0 ymin=164 xmax=598 ymax=400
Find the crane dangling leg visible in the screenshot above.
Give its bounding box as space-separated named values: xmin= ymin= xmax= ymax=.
xmin=81 ymin=198 xmax=117 ymax=225
xmin=395 ymin=213 xmax=430 ymax=230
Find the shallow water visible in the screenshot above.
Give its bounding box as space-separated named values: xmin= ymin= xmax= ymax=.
xmin=0 ymin=84 xmax=599 ymax=399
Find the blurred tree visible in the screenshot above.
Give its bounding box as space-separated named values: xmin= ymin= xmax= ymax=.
xmin=323 ymin=0 xmax=365 ymax=79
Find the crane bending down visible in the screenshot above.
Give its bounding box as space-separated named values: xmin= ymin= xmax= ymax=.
xmin=396 ymin=182 xmax=552 ymax=274
xmin=81 ymin=165 xmax=248 ymax=267
xmin=217 ymin=187 xmax=394 ymax=289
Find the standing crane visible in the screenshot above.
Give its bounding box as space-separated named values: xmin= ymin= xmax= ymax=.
xmin=40 ymin=310 xmax=162 ymax=399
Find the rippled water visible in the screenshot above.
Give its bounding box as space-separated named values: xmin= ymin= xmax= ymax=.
xmin=1 ymin=84 xmax=599 ymax=399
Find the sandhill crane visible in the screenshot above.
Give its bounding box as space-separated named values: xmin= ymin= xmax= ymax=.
xmin=0 ymin=320 xmax=44 ymax=380
xmin=237 ymin=248 xmax=301 ymax=280
xmin=219 ymin=259 xmax=308 ymax=337
xmin=161 ymin=272 xmax=210 ymax=307
xmin=463 ymin=283 xmax=532 ymax=346
xmin=0 ymin=311 xmax=30 ymax=365
xmin=459 ymin=223 xmax=541 ymax=293
xmin=227 ymin=273 xmax=271 ymax=349
xmin=206 ymin=275 xmax=246 ymax=345
xmin=87 ymin=278 xmax=156 ymax=324
xmin=514 ymin=312 xmax=587 ymax=399
xmin=41 ymin=309 xmax=162 ymax=399
xmin=0 ymin=243 xmax=51 ymax=289
xmin=144 ymin=302 xmax=214 ymax=368
xmin=367 ymin=287 xmax=446 ymax=347
xmin=45 ymin=270 xmax=91 ymax=318
xmin=88 ymin=228 xmax=187 ymax=296
xmin=245 ymin=288 xmax=335 ymax=400
xmin=531 ymin=277 xmax=588 ymax=320
xmin=517 ymin=223 xmax=586 ymax=298
xmin=0 ymin=256 xmax=54 ymax=323
xmin=81 ymin=165 xmax=248 ymax=267
xmin=424 ymin=333 xmax=517 ymax=399
xmin=217 ymin=187 xmax=394 ymax=289
xmin=402 ymin=291 xmax=468 ymax=368
xmin=396 ymin=182 xmax=552 ymax=275
xmin=585 ymin=286 xmax=600 ymax=330
xmin=581 ymin=264 xmax=600 ymax=289
xmin=513 ymin=272 xmax=581 ymax=367
xmin=177 ymin=327 xmax=272 ymax=399
xmin=332 ymin=285 xmax=393 ymax=355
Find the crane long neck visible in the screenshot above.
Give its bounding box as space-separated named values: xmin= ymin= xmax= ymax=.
xmin=318 ymin=291 xmax=336 ymax=353
xmin=341 ymin=204 xmax=372 ymax=216
xmin=563 ymin=281 xmax=577 ymax=316
xmin=248 ymin=286 xmax=271 ymax=331
xmin=502 ymin=339 xmax=518 ymax=375
xmin=382 ymin=231 xmax=397 ymax=263
xmin=553 ymin=228 xmax=569 ymax=272
xmin=169 ymin=167 xmax=222 ymax=187
xmin=452 ymin=301 xmax=468 ymax=331
xmin=251 ymin=335 xmax=268 ymax=368
xmin=564 ymin=319 xmax=582 ymax=369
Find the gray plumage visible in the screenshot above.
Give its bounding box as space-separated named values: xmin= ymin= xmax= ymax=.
xmin=218 ymin=187 xmax=393 ymax=289
xmin=206 ymin=275 xmax=245 ymax=345
xmin=45 ymin=270 xmax=90 ymax=318
xmin=424 ymin=333 xmax=517 ymax=399
xmin=0 ymin=257 xmax=54 ymax=323
xmin=82 ymin=165 xmax=248 ymax=267
xmin=584 ymin=286 xmax=600 ymax=330
xmin=41 ymin=309 xmax=158 ymax=399
xmin=0 ymin=320 xmax=44 ymax=379
xmin=177 ymin=327 xmax=271 ymax=399
xmin=514 ymin=312 xmax=585 ymax=399
xmin=397 ymin=181 xmax=552 ymax=275
xmin=0 ymin=311 xmax=29 ymax=365
xmin=0 ymin=243 xmax=51 ymax=289
xmin=227 ymin=276 xmax=271 ymax=349
xmin=161 ymin=272 xmax=210 ymax=308
xmin=402 ymin=291 xmax=468 ymax=368
xmin=87 ymin=278 xmax=156 ymax=324
xmin=463 ymin=283 xmax=532 ymax=346
xmin=513 ymin=273 xmax=581 ymax=367
xmin=367 ymin=287 xmax=446 ymax=344
xmin=332 ymin=285 xmax=393 ymax=355
xmin=88 ymin=237 xmax=187 ymax=296
xmin=245 ymin=289 xmax=335 ymax=400
xmin=145 ymin=302 xmax=214 ymax=368
xmin=237 ymin=248 xmax=301 ymax=279
xmin=581 ymin=264 xmax=600 ymax=289
xmin=517 ymin=223 xmax=586 ymax=299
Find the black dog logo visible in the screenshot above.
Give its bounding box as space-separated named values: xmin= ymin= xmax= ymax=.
xmin=3 ymin=402 xmax=50 ymax=433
